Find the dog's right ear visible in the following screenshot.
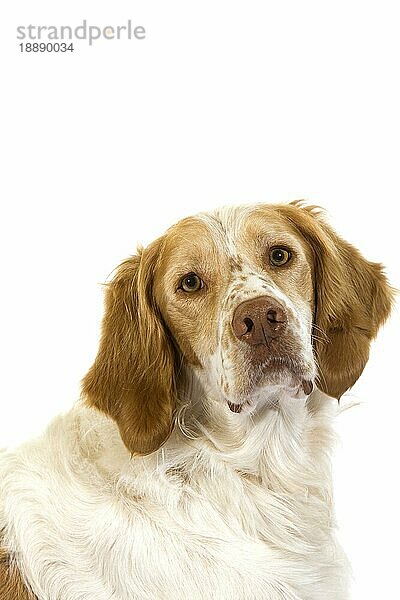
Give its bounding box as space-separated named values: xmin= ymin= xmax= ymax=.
xmin=82 ymin=238 xmax=177 ymax=456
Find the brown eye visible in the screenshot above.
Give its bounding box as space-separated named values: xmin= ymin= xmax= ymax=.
xmin=180 ymin=272 xmax=203 ymax=292
xmin=269 ymin=247 xmax=291 ymax=266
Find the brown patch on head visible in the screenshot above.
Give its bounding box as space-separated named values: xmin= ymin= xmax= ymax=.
xmin=274 ymin=201 xmax=394 ymax=398
xmin=154 ymin=216 xmax=231 ymax=363
xmin=242 ymin=205 xmax=315 ymax=309
xmin=0 ymin=543 xmax=37 ymax=600
xmin=82 ymin=237 xmax=178 ymax=456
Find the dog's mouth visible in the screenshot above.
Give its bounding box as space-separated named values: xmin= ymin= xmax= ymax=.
xmin=227 ymin=400 xmax=249 ymax=413
xmin=227 ymin=356 xmax=314 ymax=413
xmin=300 ymin=378 xmax=314 ymax=395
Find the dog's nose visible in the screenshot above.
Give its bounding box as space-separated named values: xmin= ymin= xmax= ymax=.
xmin=232 ymin=296 xmax=287 ymax=345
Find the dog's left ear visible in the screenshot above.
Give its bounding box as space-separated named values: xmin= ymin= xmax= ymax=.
xmin=277 ymin=202 xmax=395 ymax=399
xmin=82 ymin=237 xmax=178 ymax=456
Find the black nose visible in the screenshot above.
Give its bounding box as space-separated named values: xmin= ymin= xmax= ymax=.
xmin=232 ymin=296 xmax=287 ymax=345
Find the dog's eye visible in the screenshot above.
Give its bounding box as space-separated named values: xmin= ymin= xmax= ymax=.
xmin=180 ymin=273 xmax=203 ymax=292
xmin=269 ymin=247 xmax=291 ymax=266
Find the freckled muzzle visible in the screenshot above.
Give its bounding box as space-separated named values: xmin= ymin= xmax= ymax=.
xmin=228 ymin=295 xmax=314 ymax=413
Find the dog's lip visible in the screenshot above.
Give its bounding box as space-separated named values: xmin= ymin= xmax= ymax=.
xmin=227 ymin=399 xmax=252 ymax=413
xmin=227 ymin=401 xmax=243 ymax=413
xmin=267 ymin=357 xmax=315 ymax=397
xmin=261 ymin=356 xmax=314 ymax=384
xmin=226 ymin=357 xmax=315 ymax=412
xmin=301 ymin=379 xmax=314 ymax=395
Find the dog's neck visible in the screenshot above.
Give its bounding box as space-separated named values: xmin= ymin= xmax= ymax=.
xmin=84 ymin=369 xmax=335 ymax=509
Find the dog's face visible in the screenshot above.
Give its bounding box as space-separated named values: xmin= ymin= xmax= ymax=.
xmin=155 ymin=206 xmax=316 ymax=414
xmin=82 ymin=202 xmax=393 ymax=455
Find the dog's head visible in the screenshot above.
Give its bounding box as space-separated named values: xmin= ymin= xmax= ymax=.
xmin=82 ymin=202 xmax=393 ymax=455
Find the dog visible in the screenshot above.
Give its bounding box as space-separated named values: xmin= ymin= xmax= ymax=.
xmin=0 ymin=202 xmax=393 ymax=599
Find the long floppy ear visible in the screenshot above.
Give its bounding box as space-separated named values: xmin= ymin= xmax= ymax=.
xmin=82 ymin=238 xmax=177 ymax=455
xmin=277 ymin=202 xmax=394 ymax=399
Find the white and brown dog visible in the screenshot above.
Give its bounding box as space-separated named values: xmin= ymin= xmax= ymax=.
xmin=0 ymin=202 xmax=393 ymax=599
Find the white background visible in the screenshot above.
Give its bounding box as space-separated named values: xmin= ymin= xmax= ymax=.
xmin=1 ymin=2 xmax=399 ymax=598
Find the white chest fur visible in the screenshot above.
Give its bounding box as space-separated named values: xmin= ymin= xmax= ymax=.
xmin=0 ymin=393 xmax=349 ymax=600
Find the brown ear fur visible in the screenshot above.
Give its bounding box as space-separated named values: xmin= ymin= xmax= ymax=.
xmin=277 ymin=202 xmax=394 ymax=398
xmin=0 ymin=531 xmax=37 ymax=600
xmin=82 ymin=238 xmax=177 ymax=455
